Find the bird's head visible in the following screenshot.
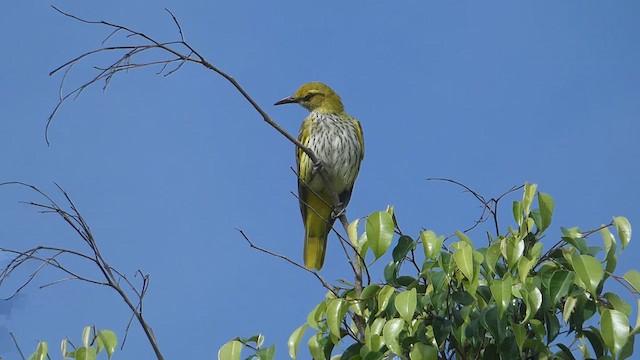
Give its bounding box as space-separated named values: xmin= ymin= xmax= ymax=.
xmin=274 ymin=82 xmax=344 ymax=113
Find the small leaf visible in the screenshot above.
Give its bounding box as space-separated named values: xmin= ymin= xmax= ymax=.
xmin=67 ymin=347 xmax=97 ymax=360
xmin=376 ymin=285 xmax=395 ymax=316
xmin=513 ymin=201 xmax=523 ymax=226
xmin=366 ymin=211 xmax=394 ymax=259
xmin=421 ymin=230 xmax=444 ymax=260
xmin=395 ymin=288 xmax=417 ymax=322
xmin=604 ymin=292 xmax=632 ymax=317
xmin=570 ymin=253 xmax=604 ymax=295
xmin=218 ymin=340 xmax=242 ymax=360
xmin=623 ymin=270 xmax=640 ymax=294
xmin=28 ymin=342 xmax=48 ymax=360
xmin=288 ymin=324 xmax=308 ymax=360
xmin=410 ymin=342 xmax=438 ymax=360
xmin=601 ymin=309 xmax=630 ymax=356
xmin=347 ymin=218 xmax=361 ymax=249
xmin=255 ymin=344 xmax=275 ymax=360
xmin=382 ymin=319 xmax=404 ymax=355
xmin=537 ymin=192 xmax=554 ymax=232
xmin=306 ymin=301 xmax=327 ymax=330
xmin=614 ymin=217 xmax=632 ymax=249
xmin=549 ymin=270 xmax=575 ymax=308
xmin=361 ymin=284 xmax=381 ymax=300
xmin=326 ymin=298 xmax=348 ymax=343
xmin=96 ymin=330 xmax=117 ymax=359
xmin=453 ymin=242 xmax=474 ymax=280
xmin=490 ymin=276 xmax=513 ymax=317
xmin=392 ymin=235 xmax=415 ymax=262
xmin=485 ymin=243 xmax=501 ymax=275
xmin=81 ymin=326 xmax=91 ymax=348
xmin=562 ymin=296 xmax=577 ymax=323
xmin=522 ymin=183 xmax=537 ymax=217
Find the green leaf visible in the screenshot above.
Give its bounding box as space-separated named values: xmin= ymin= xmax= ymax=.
xmin=81 ymin=326 xmax=91 ymax=348
xmin=218 ymin=340 xmax=242 ymax=360
xmin=481 ymin=305 xmax=504 ymax=342
xmin=614 ymin=216 xmax=632 ymax=249
xmin=326 ymin=298 xmax=348 ymax=343
xmin=288 ymin=324 xmax=308 ymax=360
xmin=623 ymin=270 xmax=640 ymax=294
xmin=570 ymin=253 xmax=604 ymax=295
xmin=361 ymin=284 xmax=381 ymax=300
xmin=562 ymin=296 xmax=577 ymax=323
xmin=96 ymin=330 xmax=117 ymax=359
xmin=486 ymin=243 xmax=501 ymax=275
xmin=68 ymin=347 xmax=98 ymax=360
xmin=348 ymin=218 xmax=361 ymax=249
xmin=307 ymin=301 xmax=327 ymax=330
xmin=410 ymin=342 xmax=438 ymax=360
xmin=366 ymin=211 xmax=394 ymax=259
xmin=601 ymin=309 xmax=630 ymax=356
xmin=453 ymin=242 xmax=474 ymax=280
xmin=395 ymin=288 xmax=417 ymax=322
xmin=455 ymin=230 xmax=472 ymax=246
xmin=537 ymin=192 xmax=554 ymax=232
xmin=421 ymin=230 xmax=443 ymax=260
xmin=392 ymin=235 xmax=415 ymax=262
xmin=28 ymin=342 xmax=48 ymax=360
xmin=490 ymin=276 xmax=513 ymax=317
xmin=517 ymin=256 xmax=535 ymax=283
xmin=382 ymin=318 xmax=404 ymax=355
xmin=522 ymin=182 xmax=537 ymax=217
xmin=376 ymin=285 xmax=395 ymax=316
xmin=522 ymin=284 xmax=542 ymax=323
xmin=340 ymin=343 xmax=362 ymax=360
xmin=549 ymin=270 xmax=575 ymax=308
xmin=513 ymin=201 xmax=523 ymax=226
xmin=512 ymin=323 xmax=526 ymax=353
xmin=308 ymin=333 xmax=324 ymax=360
xmin=604 ymin=292 xmax=632 ymax=317
xmin=255 ymin=345 xmax=275 ymax=360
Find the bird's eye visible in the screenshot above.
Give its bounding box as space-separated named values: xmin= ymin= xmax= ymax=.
xmin=303 ymin=93 xmax=316 ymax=101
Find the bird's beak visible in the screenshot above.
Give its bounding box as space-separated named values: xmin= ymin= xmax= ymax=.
xmin=274 ymin=95 xmax=297 ymax=106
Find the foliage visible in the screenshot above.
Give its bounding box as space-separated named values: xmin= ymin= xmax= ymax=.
xmin=220 ymin=183 xmax=637 ymax=359
xmin=28 ymin=326 xmax=118 ymax=360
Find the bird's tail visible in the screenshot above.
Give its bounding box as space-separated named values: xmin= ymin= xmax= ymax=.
xmin=303 ymin=192 xmax=335 ymax=270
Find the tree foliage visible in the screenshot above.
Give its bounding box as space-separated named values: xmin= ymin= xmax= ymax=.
xmin=221 ymin=183 xmax=637 ymax=360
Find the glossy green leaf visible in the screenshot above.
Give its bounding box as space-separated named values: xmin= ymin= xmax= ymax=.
xmin=517 ymin=256 xmax=535 ymax=283
xmin=562 ymin=296 xmax=577 ymax=323
xmin=513 ymin=201 xmax=523 ymax=226
xmin=288 ymin=324 xmax=308 ymax=360
xmin=256 ymin=345 xmax=275 ymax=360
xmin=326 ymin=298 xmax=348 ymax=343
xmin=361 ymin=284 xmax=381 ymax=300
xmin=348 ymin=218 xmax=361 ymax=249
xmin=421 ymin=230 xmax=443 ymax=260
xmin=67 ymin=347 xmax=97 ymax=360
xmin=537 ymin=192 xmax=554 ymax=232
xmin=218 ymin=340 xmax=242 ymax=360
xmin=549 ymin=270 xmax=575 ymax=307
xmin=512 ymin=323 xmax=526 ymax=353
xmin=376 ymin=285 xmax=395 ymax=316
xmin=307 ymin=301 xmax=327 ymax=330
xmin=481 ymin=305 xmax=504 ymax=342
xmin=308 ymin=333 xmax=324 ymax=360
xmin=623 ymin=270 xmax=640 ymax=294
xmin=490 ymin=275 xmax=513 ymax=317
xmin=340 ymin=343 xmax=362 ymax=360
xmin=522 ymin=284 xmax=542 ymax=323
xmin=614 ymin=216 xmax=632 ymax=249
xmin=486 ymin=243 xmax=501 ymax=275
xmin=604 ymin=292 xmax=632 ymax=317
xmin=81 ymin=326 xmax=91 ymax=348
xmin=395 ymin=288 xmax=417 ymax=322
xmin=392 ymin=235 xmax=415 ymax=262
xmin=522 ymin=183 xmax=537 ymax=216
xmin=570 ymin=253 xmax=603 ymax=295
xmin=368 ymin=318 xmax=386 ymax=336
xmin=366 ymin=211 xmax=394 ymax=259
xmin=28 ymin=342 xmax=48 ymax=360
xmin=382 ymin=318 xmax=404 ymax=355
xmin=410 ymin=342 xmax=437 ymax=360
xmin=96 ymin=329 xmax=117 ymax=359
xmin=455 ymin=230 xmax=472 ymax=246
xmin=453 ymin=242 xmax=474 ymax=280
xmin=601 ymin=309 xmax=629 ymax=356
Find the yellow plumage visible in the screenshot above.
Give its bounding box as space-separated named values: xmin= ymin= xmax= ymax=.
xmin=275 ymin=82 xmax=364 ymax=270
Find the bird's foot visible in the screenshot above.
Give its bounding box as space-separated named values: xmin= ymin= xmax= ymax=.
xmin=331 ymin=204 xmax=346 ymax=219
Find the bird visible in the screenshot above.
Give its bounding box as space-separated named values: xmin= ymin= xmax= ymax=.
xmin=275 ymin=82 xmax=364 ymax=270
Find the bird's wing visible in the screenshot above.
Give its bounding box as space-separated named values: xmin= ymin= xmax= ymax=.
xmin=296 ymin=117 xmax=314 ymax=222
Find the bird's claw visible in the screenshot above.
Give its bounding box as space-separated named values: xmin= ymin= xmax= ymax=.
xmin=332 ymin=204 xmax=346 ymax=219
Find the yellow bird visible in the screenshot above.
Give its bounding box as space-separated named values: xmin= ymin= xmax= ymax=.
xmin=275 ymin=82 xmax=364 ymax=270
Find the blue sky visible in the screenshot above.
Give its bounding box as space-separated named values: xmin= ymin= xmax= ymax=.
xmin=1 ymin=1 xmax=639 ymax=359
